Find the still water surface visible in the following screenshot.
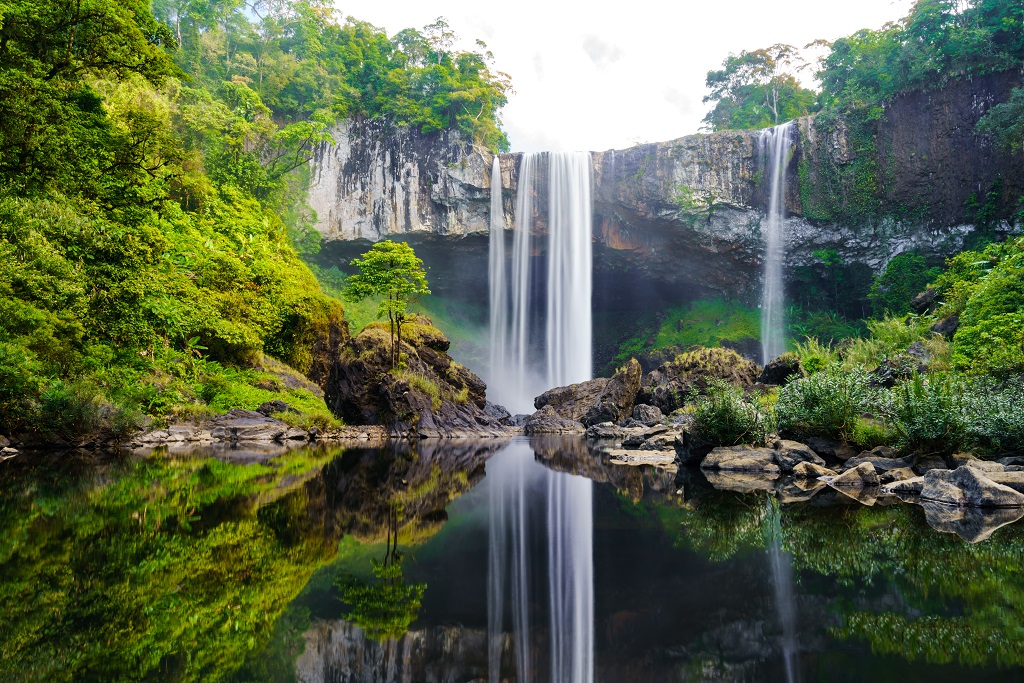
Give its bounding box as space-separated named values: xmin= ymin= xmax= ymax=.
xmin=1 ymin=437 xmax=1022 ymax=682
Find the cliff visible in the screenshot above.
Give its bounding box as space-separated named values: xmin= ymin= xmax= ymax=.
xmin=308 ymin=70 xmax=1023 ymax=298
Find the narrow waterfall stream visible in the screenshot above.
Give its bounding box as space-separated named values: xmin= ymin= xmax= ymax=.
xmin=487 ymin=150 xmax=595 ymax=683
xmin=759 ymin=122 xmax=794 ymax=364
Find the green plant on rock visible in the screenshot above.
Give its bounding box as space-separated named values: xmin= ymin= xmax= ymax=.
xmin=776 ymin=368 xmax=872 ymax=442
xmin=344 ymin=241 xmax=431 ymax=369
xmin=691 ymin=378 xmax=773 ymax=447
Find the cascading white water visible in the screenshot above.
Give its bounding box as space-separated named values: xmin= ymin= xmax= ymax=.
xmin=548 ymin=472 xmax=594 ymax=683
xmin=545 ymin=152 xmax=593 ymax=388
xmin=489 ymin=156 xmax=508 ymax=390
xmin=759 ymin=122 xmax=794 ymax=364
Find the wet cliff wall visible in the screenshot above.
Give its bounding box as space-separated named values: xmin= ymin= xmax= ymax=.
xmin=308 ymin=70 xmax=1023 ymax=300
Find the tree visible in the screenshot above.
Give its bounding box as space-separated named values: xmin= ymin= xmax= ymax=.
xmin=702 ymin=44 xmax=817 ymax=131
xmin=343 ymin=240 xmax=430 ymax=368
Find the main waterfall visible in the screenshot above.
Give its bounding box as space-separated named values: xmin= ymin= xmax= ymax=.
xmin=759 ymin=122 xmax=794 ymax=364
xmin=487 ymin=151 xmax=595 ymax=683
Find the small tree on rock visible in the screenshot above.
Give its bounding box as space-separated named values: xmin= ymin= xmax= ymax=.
xmin=343 ymin=240 xmax=430 ymax=368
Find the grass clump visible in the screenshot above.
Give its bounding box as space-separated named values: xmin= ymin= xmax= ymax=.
xmin=885 ymin=374 xmax=974 ymax=456
xmin=392 ymin=369 xmax=442 ymax=411
xmin=691 ymin=379 xmax=773 ymax=447
xmin=776 ymin=369 xmax=872 ymax=442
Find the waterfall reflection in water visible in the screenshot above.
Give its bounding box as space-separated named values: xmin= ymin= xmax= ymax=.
xmin=488 ymin=444 xmax=594 ymax=683
xmin=766 ymin=498 xmax=800 ymax=683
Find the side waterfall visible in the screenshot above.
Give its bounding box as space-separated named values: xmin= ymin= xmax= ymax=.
xmin=487 ymin=151 xmax=595 ymax=683
xmin=759 ymin=122 xmax=794 ymax=364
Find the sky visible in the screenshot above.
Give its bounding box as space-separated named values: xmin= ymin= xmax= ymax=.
xmin=335 ymin=0 xmax=913 ymax=152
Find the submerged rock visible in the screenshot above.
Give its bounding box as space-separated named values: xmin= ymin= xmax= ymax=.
xmin=921 ymin=502 xmax=1024 ymax=543
xmin=701 ymin=445 xmax=781 ymax=474
xmin=920 ymin=466 xmax=1024 ymax=507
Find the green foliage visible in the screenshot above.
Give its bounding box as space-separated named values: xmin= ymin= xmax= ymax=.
xmin=703 ymin=43 xmax=817 ymax=131
xmin=868 ymin=251 xmax=942 ymax=317
xmin=966 ymin=380 xmax=1024 ymax=454
xmin=344 ymin=240 xmax=431 ymax=369
xmin=337 ymin=558 xmax=426 ymax=641
xmin=977 ymin=85 xmax=1024 ymax=152
xmin=691 ymin=379 xmax=773 ymax=447
xmin=886 ymin=373 xmax=974 ymax=455
xmin=775 ymin=368 xmax=873 ymax=442
xmin=792 ymin=337 xmax=840 ymax=375
xmin=391 ymin=368 xmax=442 ymax=410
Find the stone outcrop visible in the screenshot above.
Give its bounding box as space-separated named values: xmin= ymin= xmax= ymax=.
xmin=638 ymin=347 xmax=760 ymax=414
xmin=701 ymin=446 xmax=781 ymax=474
xmin=920 ymin=466 xmax=1024 ymax=508
xmin=757 ymin=354 xmax=805 ymax=386
xmin=325 ymin=316 xmax=505 ymax=437
xmin=534 ymin=359 xmax=642 ymax=426
xmin=773 ymin=439 xmax=826 ymax=472
xmin=824 ymin=462 xmax=881 ymax=488
xmin=524 ymin=405 xmax=585 ymax=435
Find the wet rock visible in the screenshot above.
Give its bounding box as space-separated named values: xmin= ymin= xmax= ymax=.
xmin=910 ymin=287 xmax=938 ymax=314
xmin=824 ymin=462 xmax=880 ymax=488
xmin=999 ymin=455 xmax=1024 ymax=467
xmin=631 ymin=404 xmax=665 ymax=426
xmin=757 ymin=354 xmax=805 ymax=386
xmin=792 ymin=461 xmax=836 ymax=478
xmin=777 ymin=479 xmax=827 ymax=503
xmin=0 ymin=446 xmax=18 ymax=460
xmin=881 ymin=476 xmax=925 ymax=495
xmin=912 ymin=455 xmax=948 ymax=475
xmin=920 ymin=466 xmax=1024 ymax=507
xmin=256 ymin=400 xmax=297 ymax=417
xmin=605 ymin=449 xmax=678 ymax=469
xmin=639 ymin=431 xmax=682 ymax=451
xmin=618 ymin=417 xmax=647 ymax=429
xmin=701 ymin=446 xmax=781 ymax=474
xmin=637 ymin=347 xmax=760 ymax=414
xmin=921 ymin=502 xmax=1024 ymax=543
xmin=506 ymin=414 xmax=530 ymax=427
xmin=484 ymin=402 xmax=512 ymax=423
xmin=879 ymin=467 xmax=919 ymax=485
xmin=622 ymin=425 xmax=671 ymax=448
xmin=984 ymin=470 xmax=1024 ymax=494
xmin=535 ymin=359 xmax=642 ymax=427
xmin=0 ymin=435 xmax=9 ymax=448
xmin=931 ymin=314 xmax=959 ymax=338
xmin=804 ymin=437 xmax=858 ymax=462
xmin=524 ymin=405 xmax=585 ymax=435
xmin=834 ymin=486 xmax=880 ymax=506
xmin=948 ymin=452 xmax=1004 ymax=472
xmin=586 ymin=422 xmax=630 ymax=439
xmin=844 ymin=454 xmax=913 ymax=473
xmin=772 ymin=439 xmax=826 ymax=472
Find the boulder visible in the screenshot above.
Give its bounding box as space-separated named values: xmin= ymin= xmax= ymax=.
xmin=623 ymin=425 xmax=671 ymax=448
xmin=631 ymin=404 xmax=665 ymax=426
xmin=881 ymin=476 xmax=925 ymax=495
xmin=256 ymin=400 xmax=297 ymax=417
xmin=869 ymin=354 xmax=926 ymax=388
xmin=639 ymin=431 xmax=682 ymax=451
xmin=844 ymin=454 xmax=913 ymax=473
xmin=931 ymin=314 xmax=959 ymax=338
xmin=701 ymin=446 xmax=781 ymax=475
xmin=912 ymin=455 xmax=948 ymax=475
xmin=772 ymin=439 xmax=826 ymax=472
xmin=0 ymin=435 xmax=9 ymax=449
xmin=792 ymin=461 xmax=836 ymax=478
xmin=484 ymin=402 xmax=512 ymax=423
xmin=984 ymin=470 xmax=1024 ymax=494
xmin=920 ymin=466 xmax=1024 ymax=507
xmin=702 ymin=469 xmax=778 ymax=493
xmin=804 ymin=437 xmax=859 ymax=462
xmin=910 ymin=287 xmax=938 ymax=314
xmin=948 ymin=452 xmax=1005 ymax=472
xmin=208 ymin=409 xmax=306 ymax=442
xmin=879 ymin=467 xmax=919 ymax=485
xmin=535 ymin=359 xmax=642 ymax=427
xmin=999 ymin=456 xmax=1024 ymax=467
xmin=586 ymin=422 xmax=630 ymax=439
xmin=524 ymin=406 xmax=585 ymax=435
xmin=757 ymin=354 xmax=805 ymax=386
xmin=507 ymin=414 xmax=531 ymax=427
xmin=637 ymin=347 xmax=760 ymax=414
xmin=824 ymin=462 xmax=880 ymax=488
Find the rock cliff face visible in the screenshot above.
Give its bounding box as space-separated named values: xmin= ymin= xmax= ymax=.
xmin=308 ymin=71 xmax=1023 ymax=311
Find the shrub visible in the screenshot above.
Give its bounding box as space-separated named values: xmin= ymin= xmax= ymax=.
xmin=691 ymin=379 xmax=773 ymax=447
xmin=885 ymin=374 xmax=973 ymax=455
xmin=966 ymin=381 xmax=1024 ymax=455
xmin=868 ymin=251 xmax=941 ymax=318
xmin=793 ymin=337 xmax=839 ymax=375
xmin=840 ymin=316 xmax=934 ymax=370
xmin=776 ymin=369 xmax=872 ymax=442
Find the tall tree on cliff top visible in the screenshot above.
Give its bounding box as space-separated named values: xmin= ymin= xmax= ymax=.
xmin=702 ymin=44 xmax=818 ymax=131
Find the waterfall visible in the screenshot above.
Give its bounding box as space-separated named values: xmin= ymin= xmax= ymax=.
xmin=759 ymin=122 xmax=794 ymax=364
xmin=488 ymin=151 xmax=593 ymax=409
xmin=545 ymin=152 xmax=593 ymax=388
xmin=489 ymin=157 xmax=508 ymax=389
xmin=548 ymin=472 xmax=594 ymax=683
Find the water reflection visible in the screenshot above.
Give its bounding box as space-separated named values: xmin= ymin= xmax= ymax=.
xmin=487 ymin=443 xmax=594 ymax=683
xmin=765 ymin=498 xmax=799 ymax=683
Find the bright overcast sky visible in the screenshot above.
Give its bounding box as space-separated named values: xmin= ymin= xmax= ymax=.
xmin=335 ymin=0 xmax=912 ymax=152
